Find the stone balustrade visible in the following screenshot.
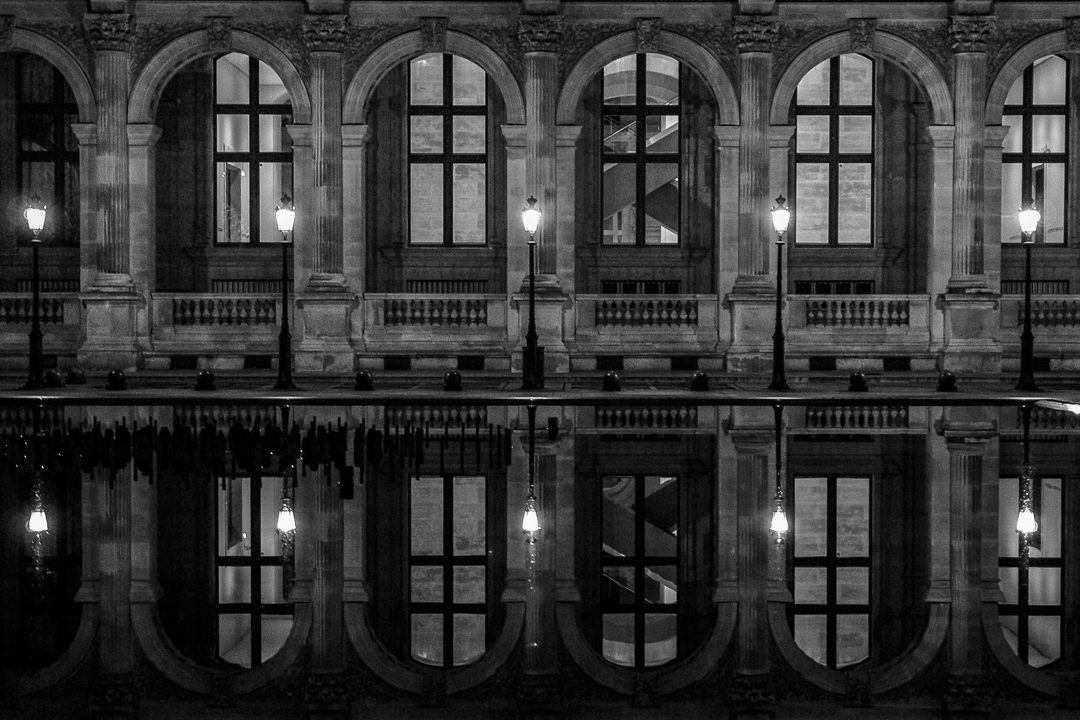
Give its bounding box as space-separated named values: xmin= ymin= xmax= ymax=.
xmin=786 ymin=295 xmax=932 ymax=359
xmin=362 ymin=294 xmax=508 ymax=353
xmin=804 ymin=405 xmax=910 ymax=431
xmin=801 ymin=296 xmax=911 ymax=328
xmin=594 ymin=405 xmax=698 ymax=430
xmin=1002 ymin=295 xmax=1080 ymax=328
xmin=574 ymin=295 xmax=719 ymax=351
xmin=380 ymin=296 xmax=490 ymax=327
xmin=592 ymin=296 xmax=699 ymax=327
xmin=0 ymin=293 xmax=79 ymax=325
xmin=151 ymin=293 xmax=282 ymax=356
xmin=165 ymin=294 xmax=278 ymax=326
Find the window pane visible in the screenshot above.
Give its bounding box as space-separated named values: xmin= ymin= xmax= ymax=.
xmin=262 ymin=565 xmax=288 ymax=604
xmin=19 ymin=114 xmax=53 ymax=152
xmin=602 ymin=476 xmax=635 ymax=555
xmin=1034 ymin=478 xmax=1063 ymax=557
xmin=410 ymin=566 xmax=443 ymax=602
xmin=1000 ymin=163 xmax=1024 ymax=244
xmin=794 ymin=614 xmax=827 ymax=664
xmin=259 ymin=476 xmax=283 ymax=556
xmin=797 ymin=115 xmax=830 ymax=153
xmin=1029 ymin=568 xmax=1061 ymax=605
xmin=999 ymin=566 xmax=1018 ymax=605
xmin=216 ymin=114 xmax=249 ymax=152
xmin=603 ymin=56 xmax=636 ymax=105
xmin=603 ymin=114 xmax=637 ymax=154
xmin=218 ymin=613 xmax=252 ymax=665
xmin=1004 ymin=73 xmax=1023 ymax=106
xmin=839 ymin=115 xmax=872 ymax=154
xmin=643 ymin=613 xmax=677 ymax=667
xmin=19 ymin=56 xmax=55 ymax=102
xmin=410 ymin=54 xmax=443 ymax=105
xmin=410 ymin=476 xmax=443 ymax=554
xmin=837 ymin=163 xmax=872 ymax=245
xmin=21 ymin=162 xmax=54 ymax=204
xmin=216 ymin=54 xmax=250 ymax=104
xmin=644 ymin=163 xmax=678 ymax=245
xmin=452 ymin=116 xmax=485 ymax=154
xmin=836 ymin=567 xmax=870 ymax=604
xmin=1002 ymin=115 xmax=1023 ymax=153
xmin=452 ymin=163 xmax=485 ymax=244
xmin=602 ymin=565 xmax=636 ymax=604
xmin=645 ymin=115 xmax=678 ymax=152
xmin=218 ymin=566 xmax=251 ymax=603
xmin=645 ymin=54 xmax=679 ymax=105
xmin=452 ymin=614 xmax=485 ymax=665
xmin=603 ymin=202 xmax=636 ymax=245
xmin=453 ymin=476 xmax=486 ymax=555
xmin=795 ymin=164 xmax=829 ymax=244
xmin=257 ymin=60 xmax=287 ymax=104
xmin=452 ymin=56 xmax=485 ymax=105
xmin=1036 ymin=162 xmax=1065 ymax=244
xmin=601 ymin=614 xmax=635 ymax=666
xmin=260 ymin=616 xmax=293 ymax=664
xmin=258 ymin=114 xmax=291 ymax=152
xmin=794 ymin=477 xmax=828 ymax=556
xmin=1032 ymin=115 xmax=1065 ymax=154
xmin=797 ymin=59 xmax=830 ymax=105
xmin=794 ymin=567 xmax=827 ymax=604
xmin=643 ymin=476 xmax=678 ymax=557
xmin=259 ymin=163 xmax=293 ymax=243
xmin=835 ymin=477 xmax=870 ymax=555
xmin=453 ymin=566 xmax=485 ymax=604
xmin=1032 ymin=55 xmax=1066 ymax=105
xmin=410 ymin=164 xmax=443 ymax=244
xmin=1028 ymin=616 xmax=1061 ymax=667
xmin=410 ymin=116 xmax=443 ymax=153
xmin=411 ymin=614 xmax=443 ymax=665
xmin=999 ymin=478 xmax=1021 ymax=554
xmin=216 ymin=161 xmax=249 ymax=243
xmin=645 ymin=566 xmax=677 ymax=604
xmin=836 ymin=614 xmax=870 ymax=667
xmin=839 ymin=54 xmax=873 ymax=106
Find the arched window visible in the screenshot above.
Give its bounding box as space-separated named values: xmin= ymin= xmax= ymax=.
xmin=1001 ymin=56 xmax=1066 ymax=246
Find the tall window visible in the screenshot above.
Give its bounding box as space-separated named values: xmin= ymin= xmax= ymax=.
xmin=601 ymin=54 xmax=680 ymax=245
xmin=214 ymin=53 xmax=292 ymax=244
xmin=599 ymin=474 xmax=679 ymax=668
xmin=17 ymin=54 xmax=78 ymax=245
xmin=409 ymin=54 xmax=487 ymax=246
xmin=1001 ymin=55 xmax=1067 ymax=244
xmin=216 ymin=475 xmax=293 ymax=668
xmin=409 ymin=474 xmax=488 ymax=666
xmin=998 ymin=475 xmax=1063 ymax=667
xmin=794 ymin=54 xmax=874 ymax=246
xmin=790 ymin=475 xmax=871 ymax=669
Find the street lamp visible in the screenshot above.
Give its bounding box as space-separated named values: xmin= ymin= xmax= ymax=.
xmin=769 ymin=195 xmax=791 ymax=391
xmin=1016 ymin=198 xmax=1041 ymax=391
xmin=769 ymin=404 xmax=788 ymax=543
xmin=522 ymin=404 xmax=540 ymax=540
xmin=23 ymin=195 xmax=47 ymax=390
xmin=521 ymin=196 xmax=542 ymax=390
xmin=274 ymin=194 xmax=296 ymax=390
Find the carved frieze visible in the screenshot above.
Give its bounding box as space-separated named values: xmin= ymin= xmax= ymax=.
xmin=129 ymin=22 xmax=191 ymax=79
xmin=849 ymin=18 xmax=875 ymax=53
xmin=519 ymin=14 xmax=563 ymax=53
xmin=673 ymin=22 xmax=738 ymax=87
xmin=242 ymin=21 xmax=310 ymax=80
xmin=1066 ymin=17 xmax=1080 ymax=52
xmin=732 ymin=14 xmax=778 ymax=53
xmin=84 ymin=12 xmax=134 ymax=52
xmin=988 ymin=21 xmax=1060 ymax=81
xmin=556 ymin=22 xmax=621 ymax=83
xmin=635 ymin=17 xmax=663 ymax=53
xmin=342 ymin=21 xmax=407 ymax=81
xmin=206 ymin=16 xmax=232 ymax=53
xmin=460 ymin=22 xmax=523 ymax=83
xmin=420 ymin=16 xmax=448 ymax=53
xmin=885 ymin=22 xmax=954 ymax=84
xmin=949 ymin=15 xmax=996 ymax=53
xmin=304 ymin=673 xmax=349 ymax=713
xmin=0 ymin=15 xmax=13 ymax=51
xmin=943 ymin=674 xmax=989 ymax=714
xmin=729 ymin=673 xmax=775 ymax=715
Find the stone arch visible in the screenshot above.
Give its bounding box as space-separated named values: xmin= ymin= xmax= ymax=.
xmin=770 ymin=31 xmax=953 ymax=126
xmin=343 ymin=30 xmax=524 ymax=125
xmin=128 ymin=29 xmax=311 ymax=124
xmin=7 ymin=27 xmax=96 ymax=122
xmin=986 ymin=30 xmax=1067 ymax=123
xmin=556 ymin=30 xmax=738 ymax=125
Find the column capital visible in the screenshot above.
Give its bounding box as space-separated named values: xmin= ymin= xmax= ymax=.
xmin=501 ymin=123 xmax=528 ymax=147
xmin=84 ymin=12 xmax=133 ymax=52
xmin=303 ymin=14 xmax=348 ymax=53
xmin=733 ymin=15 xmax=778 ymax=53
xmin=554 ymin=124 xmax=581 ymax=147
xmin=927 ymin=124 xmax=956 ymax=148
xmin=849 ymin=18 xmax=875 ymax=53
xmin=949 ymin=15 xmax=996 ymax=53
xmin=635 ymin=17 xmax=663 ymax=52
xmin=983 ymin=124 xmax=1010 ymax=148
xmin=768 ymin=124 xmax=794 ymax=147
xmin=206 ymin=16 xmax=232 ymax=53
xmin=71 ymin=122 xmax=99 ymax=145
xmin=126 ymin=123 xmax=162 ymax=147
xmin=420 ymin=16 xmax=448 ymax=53
xmin=341 ymin=123 xmax=369 ymax=147
xmin=286 ymin=123 xmax=313 ymax=147
xmin=518 ymin=15 xmax=563 ymax=53
xmin=714 ymin=124 xmax=741 ymax=146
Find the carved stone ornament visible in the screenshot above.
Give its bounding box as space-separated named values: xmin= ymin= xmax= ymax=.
xmin=949 ymin=15 xmax=997 ymax=53
xmin=519 ymin=15 xmax=563 ymax=53
xmin=420 ymin=16 xmax=448 ymax=53
xmin=732 ymin=15 xmax=778 ymax=53
xmin=84 ymin=12 xmax=134 ymax=52
xmin=729 ymin=673 xmax=775 ymax=715
xmin=1066 ymin=17 xmax=1080 ymax=52
xmin=0 ymin=15 xmax=13 ymax=51
xmin=849 ymin=18 xmax=875 ymax=53
xmin=635 ymin=17 xmax=663 ymax=52
xmin=303 ymin=14 xmax=347 ymax=53
xmin=943 ymin=674 xmax=989 ymax=713
xmin=87 ymin=673 xmax=139 ymax=716
xmin=304 ymin=673 xmax=349 ymax=713
xmin=206 ymin=17 xmax=231 ymax=53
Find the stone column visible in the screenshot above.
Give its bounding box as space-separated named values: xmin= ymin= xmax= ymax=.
xmin=81 ymin=13 xmax=140 ymax=370
xmin=127 ymin=124 xmax=162 ymax=354
xmin=297 ymin=15 xmax=353 ymax=375
xmin=341 ymin=125 xmax=368 ymax=347
xmin=726 ymin=16 xmax=778 ymax=374
xmin=927 ymin=126 xmax=955 ymax=360
xmin=981 ymin=126 xmax=1009 ymax=291
xmin=1068 ymin=38 xmax=1080 ymax=248
xmin=730 ymin=407 xmax=775 ymax=719
xmin=715 ymin=126 xmax=740 ymax=360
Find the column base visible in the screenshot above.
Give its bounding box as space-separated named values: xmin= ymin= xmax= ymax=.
xmin=88 ymin=672 xmax=138 ymax=720
xmin=296 ymin=289 xmax=355 ymax=374
xmin=304 ymin=672 xmax=349 ymax=720
xmin=726 ymin=291 xmax=778 ymax=374
xmin=940 ymin=293 xmax=1002 ymax=373
xmin=79 ymin=289 xmax=143 ymax=371
xmin=729 ymin=672 xmax=774 ymax=719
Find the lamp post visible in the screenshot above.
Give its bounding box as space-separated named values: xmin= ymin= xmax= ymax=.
xmin=1016 ymin=198 xmax=1041 ymax=391
xmin=274 ymin=194 xmax=296 ymax=390
xmin=521 ymin=196 xmax=542 ymax=390
xmin=23 ymin=195 xmax=47 ymax=390
xmin=522 ymin=404 xmax=540 ymax=539
xmin=769 ymin=195 xmax=791 ymax=391
xmin=769 ymin=404 xmax=788 ymax=543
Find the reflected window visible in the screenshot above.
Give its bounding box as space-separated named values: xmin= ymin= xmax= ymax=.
xmin=409 ymin=54 xmax=487 ymax=245
xmin=216 ymin=475 xmax=293 ymax=668
xmin=1001 ymin=55 xmax=1067 ymax=244
xmin=794 ymin=54 xmax=874 ymax=245
xmin=998 ymin=475 xmax=1063 ymax=667
xmin=601 ymin=53 xmax=680 ymax=246
xmin=409 ymin=474 xmax=488 ymax=667
xmin=790 ymin=475 xmax=871 ymax=669
xmin=214 ymin=53 xmax=292 ymax=244
xmin=16 ymin=54 xmax=79 ymax=246
xmin=599 ymin=474 xmax=679 ymax=668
